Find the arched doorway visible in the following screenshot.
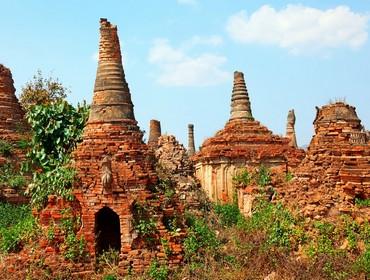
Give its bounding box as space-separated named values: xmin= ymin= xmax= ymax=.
xmin=95 ymin=207 xmax=121 ymax=256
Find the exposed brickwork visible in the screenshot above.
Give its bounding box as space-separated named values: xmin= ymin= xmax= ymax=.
xmin=193 ymin=71 xmax=305 ymax=202
xmin=155 ymin=135 xmax=201 ymax=212
xmin=67 ymin=18 xmax=184 ymax=273
xmin=148 ymin=119 xmax=161 ymax=149
xmin=0 ymin=64 xmax=26 ymax=141
xmin=277 ymin=102 xmax=370 ymax=219
xmin=0 ymin=64 xmax=29 ymax=203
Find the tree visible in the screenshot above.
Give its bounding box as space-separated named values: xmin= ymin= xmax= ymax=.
xmin=26 ymin=100 xmax=89 ymax=208
xmin=19 ymin=70 xmax=69 ymax=111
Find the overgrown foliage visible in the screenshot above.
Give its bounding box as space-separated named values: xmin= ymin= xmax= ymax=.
xmin=0 ymin=140 xmax=13 ymax=157
xmin=19 ymin=70 xmax=68 ymax=111
xmin=26 ymin=100 xmax=89 ymax=171
xmin=0 ymin=203 xmax=38 ymax=253
xmin=25 ymin=100 xmax=89 ymax=208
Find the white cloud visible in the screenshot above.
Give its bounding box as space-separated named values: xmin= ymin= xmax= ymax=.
xmin=177 ymin=0 xmax=197 ymax=6
xmin=148 ymin=39 xmax=230 ymax=86
xmin=185 ymin=35 xmax=223 ymax=48
xmin=226 ymin=5 xmax=369 ymax=54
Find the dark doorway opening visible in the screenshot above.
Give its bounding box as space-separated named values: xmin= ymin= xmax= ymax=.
xmin=95 ymin=207 xmax=121 ymax=256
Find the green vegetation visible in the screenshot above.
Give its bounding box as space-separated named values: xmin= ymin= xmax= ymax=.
xmin=0 ymin=140 xmax=13 ymax=157
xmin=148 ymin=259 xmax=169 ymax=280
xmin=354 ymin=197 xmax=370 ymax=207
xmin=25 ymin=100 xmax=89 ymax=208
xmin=0 ymin=203 xmax=38 ymax=253
xmin=0 ymin=163 xmax=28 ymax=190
xmin=59 ymin=208 xmax=87 ymax=262
xmin=19 ymin=70 xmax=68 ymax=111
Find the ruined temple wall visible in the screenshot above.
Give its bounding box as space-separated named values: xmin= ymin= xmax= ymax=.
xmin=195 ymin=158 xmax=286 ymax=203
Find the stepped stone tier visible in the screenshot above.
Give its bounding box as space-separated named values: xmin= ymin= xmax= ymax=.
xmin=38 ymin=19 xmax=186 ymax=272
xmin=277 ymin=102 xmax=370 ymax=219
xmin=187 ymin=124 xmax=196 ymax=156
xmin=193 ymin=71 xmax=305 ymax=202
xmin=147 ymin=119 xmax=161 ymax=148
xmin=0 ymin=64 xmax=26 ymax=142
xmin=286 ymin=109 xmax=298 ymax=148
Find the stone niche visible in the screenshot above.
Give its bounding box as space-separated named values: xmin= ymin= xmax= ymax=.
xmin=193 ymin=71 xmax=305 ymax=204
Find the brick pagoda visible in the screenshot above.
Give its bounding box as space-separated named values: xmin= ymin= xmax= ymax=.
xmin=0 ymin=64 xmax=26 ymax=143
xmin=71 ymin=19 xmax=183 ymax=271
xmin=278 ymin=102 xmax=370 ymax=219
xmin=193 ymin=71 xmax=305 ymax=202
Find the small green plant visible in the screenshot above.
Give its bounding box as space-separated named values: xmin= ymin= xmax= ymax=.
xmin=214 ymin=203 xmax=241 ymax=227
xmin=0 ymin=140 xmax=13 ymax=157
xmin=148 ymin=259 xmax=169 ymax=280
xmin=232 ymin=169 xmax=252 ymax=187
xmin=161 ymin=238 xmax=172 ymax=258
xmin=59 ymin=209 xmax=87 ymax=262
xmin=0 ymin=203 xmax=38 ymax=253
xmin=97 ymin=248 xmax=120 ymax=266
xmin=184 ymin=215 xmax=219 ymax=261
xmin=285 ymin=171 xmax=294 ymax=182
xmin=134 ymin=218 xmax=157 ymax=236
xmin=354 ymin=198 xmax=370 ymax=207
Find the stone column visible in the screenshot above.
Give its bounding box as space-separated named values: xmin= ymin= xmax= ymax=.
xmin=148 ymin=119 xmax=161 ymax=148
xmin=230 ymin=71 xmax=253 ymax=121
xmin=286 ymin=109 xmax=298 ymax=148
xmin=188 ymin=124 xmax=196 ymax=156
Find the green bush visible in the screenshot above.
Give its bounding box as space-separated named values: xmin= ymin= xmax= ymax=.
xmin=237 ymin=200 xmax=296 ymax=249
xmin=184 ymin=216 xmax=219 ymax=261
xmin=214 ymin=203 xmax=241 ymax=227
xmin=148 ymin=259 xmax=169 ymax=280
xmin=0 ymin=203 xmax=38 ymax=253
xmin=0 ymin=140 xmax=13 ymax=157
xmin=27 ymin=165 xmax=76 ymax=209
xmin=134 ymin=218 xmax=157 ymax=236
xmin=354 ymin=198 xmax=370 ymax=207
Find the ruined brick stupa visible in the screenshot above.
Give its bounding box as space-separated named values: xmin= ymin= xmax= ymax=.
xmin=72 ymin=19 xmax=184 ymax=269
xmin=0 ymin=64 xmax=26 ymax=142
xmin=279 ymin=102 xmax=370 ymax=218
xmin=193 ymin=71 xmax=305 ymax=202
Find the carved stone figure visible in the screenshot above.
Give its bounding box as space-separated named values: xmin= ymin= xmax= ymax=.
xmin=101 ymin=155 xmax=112 ymax=189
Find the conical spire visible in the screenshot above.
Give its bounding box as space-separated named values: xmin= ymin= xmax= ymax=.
xmin=89 ymin=18 xmax=135 ymax=123
xmin=230 ymin=71 xmax=253 ymax=121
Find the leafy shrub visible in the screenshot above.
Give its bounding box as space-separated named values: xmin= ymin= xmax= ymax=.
xmin=19 ymin=70 xmax=68 ymax=110
xmin=232 ymin=169 xmax=252 ymax=187
xmin=237 ymin=200 xmax=297 ymax=249
xmin=148 ymin=259 xmax=169 ymax=280
xmin=214 ymin=203 xmax=241 ymax=227
xmin=0 ymin=140 xmax=13 ymax=157
xmin=59 ymin=211 xmax=87 ymax=262
xmin=354 ymin=198 xmax=370 ymax=207
xmin=134 ymin=218 xmax=157 ymax=236
xmin=184 ymin=215 xmax=219 ymax=261
xmin=26 ymin=100 xmax=89 ymax=171
xmin=0 ymin=203 xmax=38 ymax=253
xmin=27 ymin=165 xmax=76 ymax=209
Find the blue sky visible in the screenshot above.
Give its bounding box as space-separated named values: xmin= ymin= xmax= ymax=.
xmin=1 ymin=0 xmax=369 ymax=148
